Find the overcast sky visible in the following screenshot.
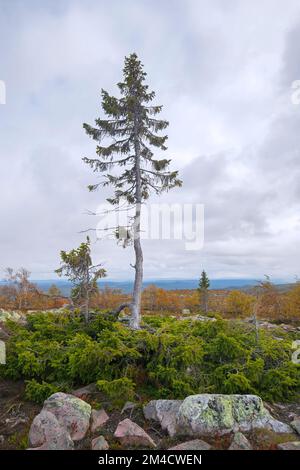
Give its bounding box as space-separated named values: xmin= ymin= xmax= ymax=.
xmin=1 ymin=0 xmax=300 ymax=281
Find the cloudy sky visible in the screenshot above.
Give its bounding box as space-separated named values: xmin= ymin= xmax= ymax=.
xmin=1 ymin=0 xmax=300 ymax=281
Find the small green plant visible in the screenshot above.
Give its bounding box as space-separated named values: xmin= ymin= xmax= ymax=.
xmin=25 ymin=379 xmax=62 ymax=404
xmin=96 ymin=377 xmax=136 ymax=407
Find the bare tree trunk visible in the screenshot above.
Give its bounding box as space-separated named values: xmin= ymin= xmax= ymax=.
xmin=83 ymin=262 xmax=90 ymax=323
xmin=200 ymin=289 xmax=208 ymax=314
xmin=131 ymin=109 xmax=143 ymax=329
xmin=85 ymin=286 xmax=90 ymax=323
xmin=131 ymin=204 xmax=143 ymax=329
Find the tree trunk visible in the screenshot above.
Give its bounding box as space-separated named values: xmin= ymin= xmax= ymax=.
xmin=201 ymin=289 xmax=208 ymax=314
xmin=131 ymin=206 xmax=143 ymax=329
xmin=84 ymin=287 xmax=90 ymax=323
xmin=131 ymin=108 xmax=143 ymax=329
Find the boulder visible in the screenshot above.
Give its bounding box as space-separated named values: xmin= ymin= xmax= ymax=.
xmin=91 ymin=436 xmax=109 ymax=450
xmin=29 ymin=410 xmax=74 ymax=450
xmin=90 ymin=409 xmax=109 ymax=433
xmin=176 ymin=394 xmax=291 ymax=436
xmin=72 ymin=383 xmax=98 ymax=400
xmin=43 ymin=393 xmax=91 ymax=441
xmin=277 ymin=441 xmax=300 ymax=450
xmin=114 ymin=418 xmax=156 ymax=448
xmin=169 ymin=439 xmax=211 ymax=450
xmin=291 ymin=419 xmax=300 ymax=435
xmin=143 ymin=400 xmax=182 ymax=437
xmin=228 ymin=432 xmax=252 ymax=450
xmin=0 ymin=309 xmax=21 ymax=323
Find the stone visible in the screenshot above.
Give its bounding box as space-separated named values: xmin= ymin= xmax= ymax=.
xmin=29 ymin=410 xmax=74 ymax=450
xmin=90 ymin=409 xmax=109 ymax=433
xmin=291 ymin=419 xmax=300 ymax=435
xmin=277 ymin=441 xmax=300 ymax=450
xmin=181 ymin=309 xmax=191 ymax=315
xmin=228 ymin=432 xmax=252 ymax=450
xmin=0 ymin=309 xmax=21 ymax=323
xmin=143 ymin=400 xmax=182 ymax=437
xmin=72 ymin=383 xmax=98 ymax=400
xmin=114 ymin=418 xmax=156 ymax=448
xmin=91 ymin=435 xmax=109 ymax=450
xmin=169 ymin=439 xmax=211 ymax=450
xmin=43 ymin=392 xmax=91 ymax=441
xmin=176 ymin=394 xmax=291 ymax=436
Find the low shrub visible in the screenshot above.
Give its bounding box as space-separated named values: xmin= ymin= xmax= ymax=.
xmin=0 ymin=310 xmax=299 ymax=404
xmin=25 ymin=379 xmax=62 ymax=404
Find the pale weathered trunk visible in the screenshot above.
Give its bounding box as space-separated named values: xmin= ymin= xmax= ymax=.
xmin=131 ymin=202 xmax=143 ymax=329
xmin=131 ymin=108 xmax=143 ymax=329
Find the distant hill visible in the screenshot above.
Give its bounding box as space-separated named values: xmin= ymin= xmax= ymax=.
xmin=0 ymin=278 xmax=287 ymax=296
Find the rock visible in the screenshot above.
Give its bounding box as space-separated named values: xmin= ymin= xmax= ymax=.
xmin=114 ymin=418 xmax=156 ymax=448
xmin=175 ymin=394 xmax=291 ymax=436
xmin=0 ymin=435 xmax=4 ymax=444
xmin=228 ymin=432 xmax=252 ymax=450
xmin=277 ymin=441 xmax=300 ymax=450
xmin=291 ymin=419 xmax=300 ymax=435
xmin=169 ymin=439 xmax=211 ymax=450
xmin=72 ymin=383 xmax=98 ymax=400
xmin=197 ymin=315 xmax=216 ymax=322
xmin=90 ymin=409 xmax=109 ymax=433
xmin=181 ymin=309 xmax=191 ymax=315
xmin=43 ymin=393 xmax=91 ymax=441
xmin=29 ymin=410 xmax=74 ymax=450
xmin=0 ymin=309 xmax=21 ymax=323
xmin=0 ymin=341 xmax=5 ymax=364
xmin=143 ymin=400 xmax=182 ymax=437
xmin=121 ymin=401 xmax=137 ymax=415
xmin=91 ymin=436 xmax=109 ymax=450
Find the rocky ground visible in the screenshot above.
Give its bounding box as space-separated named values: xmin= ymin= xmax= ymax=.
xmin=1 ymin=379 xmax=300 ymax=451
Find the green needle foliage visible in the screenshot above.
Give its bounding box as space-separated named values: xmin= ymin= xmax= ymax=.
xmin=1 ymin=311 xmax=299 ymax=405
xmin=55 ymin=237 xmax=106 ymax=322
xmin=198 ymin=270 xmax=210 ymax=314
xmin=83 ymin=53 xmax=182 ymax=204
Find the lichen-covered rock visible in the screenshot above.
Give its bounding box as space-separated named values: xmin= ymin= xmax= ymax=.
xmin=176 ymin=395 xmax=291 ymax=436
xmin=143 ymin=400 xmax=182 ymax=437
xmin=90 ymin=409 xmax=109 ymax=433
xmin=228 ymin=432 xmax=252 ymax=450
xmin=43 ymin=393 xmax=91 ymax=441
xmin=114 ymin=418 xmax=156 ymax=448
xmin=0 ymin=309 xmax=21 ymax=323
xmin=277 ymin=441 xmax=300 ymax=450
xmin=169 ymin=439 xmax=211 ymax=450
xmin=29 ymin=410 xmax=74 ymax=450
xmin=91 ymin=435 xmax=109 ymax=450
xmin=291 ymin=419 xmax=300 ymax=435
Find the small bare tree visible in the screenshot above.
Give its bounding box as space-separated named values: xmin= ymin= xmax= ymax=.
xmin=4 ymin=267 xmax=36 ymax=310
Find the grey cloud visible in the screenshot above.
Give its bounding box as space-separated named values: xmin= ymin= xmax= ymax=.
xmin=1 ymin=0 xmax=300 ymax=281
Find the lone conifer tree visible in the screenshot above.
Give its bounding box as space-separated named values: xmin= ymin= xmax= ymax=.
xmin=198 ymin=270 xmax=210 ymax=314
xmin=83 ymin=53 xmax=181 ymax=328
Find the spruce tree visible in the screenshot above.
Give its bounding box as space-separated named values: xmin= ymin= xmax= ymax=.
xmin=55 ymin=237 xmax=106 ymax=322
xmin=198 ymin=270 xmax=210 ymax=314
xmin=83 ymin=53 xmax=182 ymax=328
